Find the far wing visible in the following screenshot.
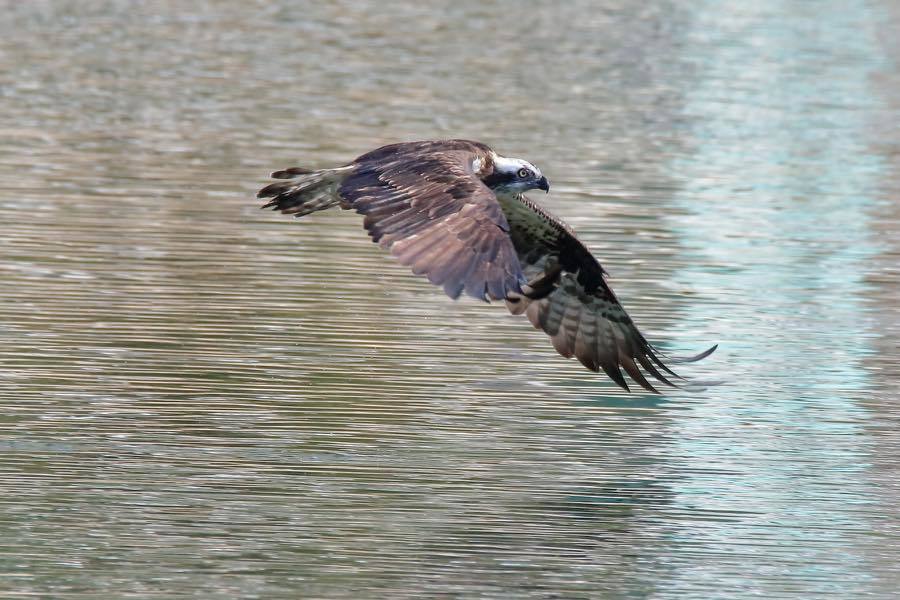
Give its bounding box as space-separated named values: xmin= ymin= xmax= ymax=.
xmin=501 ymin=194 xmax=715 ymax=392
xmin=339 ymin=141 xmax=525 ymax=301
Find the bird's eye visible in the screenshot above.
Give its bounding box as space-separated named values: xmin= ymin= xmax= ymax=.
xmin=517 ymin=168 xmax=530 ymax=178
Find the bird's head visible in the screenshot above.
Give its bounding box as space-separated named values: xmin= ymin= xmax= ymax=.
xmin=483 ymin=154 xmax=550 ymax=194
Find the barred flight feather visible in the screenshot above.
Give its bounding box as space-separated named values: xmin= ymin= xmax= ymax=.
xmin=258 ymin=139 xmax=715 ymax=392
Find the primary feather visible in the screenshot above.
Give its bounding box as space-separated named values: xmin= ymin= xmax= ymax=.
xmin=257 ymin=139 xmax=715 ymax=392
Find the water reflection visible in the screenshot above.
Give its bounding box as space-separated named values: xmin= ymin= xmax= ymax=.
xmin=664 ymin=1 xmax=886 ymax=595
xmin=1 ymin=0 xmax=898 ymax=598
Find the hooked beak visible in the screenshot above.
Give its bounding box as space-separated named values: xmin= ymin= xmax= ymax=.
xmin=537 ymin=176 xmax=550 ymax=193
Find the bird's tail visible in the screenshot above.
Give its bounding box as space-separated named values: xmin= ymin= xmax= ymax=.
xmin=257 ymin=166 xmax=352 ymax=217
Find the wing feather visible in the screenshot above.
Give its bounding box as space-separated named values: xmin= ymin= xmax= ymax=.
xmin=499 ymin=193 xmax=714 ymax=393
xmin=259 ymin=139 xmax=713 ymax=390
xmin=340 ymin=140 xmax=525 ymax=301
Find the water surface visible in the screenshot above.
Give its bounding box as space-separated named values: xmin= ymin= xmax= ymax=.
xmin=1 ymin=1 xmax=898 ymax=597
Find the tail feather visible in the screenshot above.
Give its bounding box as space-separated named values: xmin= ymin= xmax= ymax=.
xmin=257 ymin=167 xmax=350 ymax=217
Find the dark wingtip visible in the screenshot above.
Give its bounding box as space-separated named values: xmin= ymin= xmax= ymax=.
xmin=257 ymin=182 xmax=282 ymax=199
xmin=636 ymin=353 xmax=677 ymax=389
xmin=669 ymin=344 xmax=718 ymax=364
xmin=271 ymin=167 xmax=313 ymax=179
xmin=601 ymin=363 xmax=631 ymax=393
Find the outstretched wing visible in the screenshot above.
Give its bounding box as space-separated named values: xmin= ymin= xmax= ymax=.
xmin=339 ymin=140 xmax=525 ymax=301
xmin=500 ymin=194 xmax=715 ymax=393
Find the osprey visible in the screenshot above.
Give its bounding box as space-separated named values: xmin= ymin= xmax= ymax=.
xmin=258 ymin=139 xmax=714 ymax=392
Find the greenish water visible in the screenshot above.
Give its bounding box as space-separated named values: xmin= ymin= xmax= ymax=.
xmin=1 ymin=1 xmax=898 ymax=598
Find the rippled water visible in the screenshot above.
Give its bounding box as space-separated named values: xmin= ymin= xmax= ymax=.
xmin=2 ymin=1 xmax=899 ymax=597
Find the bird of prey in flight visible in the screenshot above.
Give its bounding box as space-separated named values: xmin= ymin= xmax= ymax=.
xmin=258 ymin=139 xmax=714 ymax=392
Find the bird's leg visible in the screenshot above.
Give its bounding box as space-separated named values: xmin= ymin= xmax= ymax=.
xmin=518 ymin=264 xmax=563 ymax=301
